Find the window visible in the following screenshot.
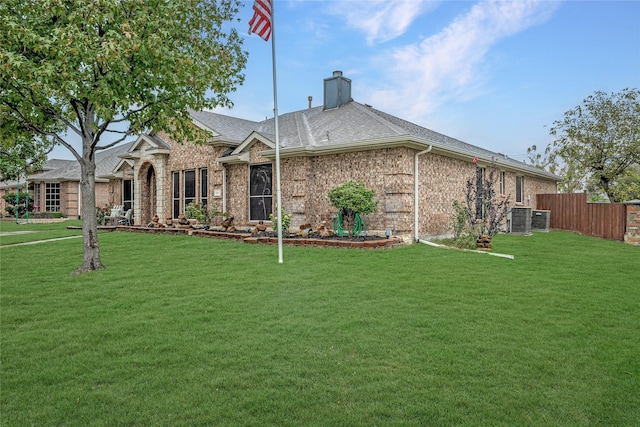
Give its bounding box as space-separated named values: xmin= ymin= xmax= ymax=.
xmin=183 ymin=170 xmax=195 ymax=211
xmin=172 ymin=169 xmax=208 ymax=217
xmin=249 ymin=164 xmax=272 ymax=221
xmin=516 ymin=175 xmax=524 ymax=203
xmin=45 ymin=183 xmax=60 ymax=212
xmin=123 ymin=179 xmax=133 ymax=211
xmin=499 ymin=171 xmax=506 ymax=195
xmin=200 ymin=168 xmax=208 ymax=207
xmin=172 ymin=172 xmax=180 ymax=218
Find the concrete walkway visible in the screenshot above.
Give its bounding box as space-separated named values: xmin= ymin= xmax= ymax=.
xmin=0 ymin=235 xmax=83 ymax=248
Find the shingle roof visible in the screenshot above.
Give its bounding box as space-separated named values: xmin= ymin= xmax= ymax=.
xmin=192 ymin=101 xmax=557 ymax=179
xmin=28 ymin=159 xmax=79 ymax=181
xmin=25 ymin=141 xmax=135 ymax=183
xmin=95 ymin=141 xmax=135 ymax=177
xmin=189 ymin=109 xmax=260 ymax=143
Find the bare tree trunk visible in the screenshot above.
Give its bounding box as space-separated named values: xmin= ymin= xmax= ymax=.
xmin=73 ymin=154 xmax=104 ymax=274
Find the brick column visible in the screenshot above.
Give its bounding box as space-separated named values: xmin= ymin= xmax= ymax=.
xmin=624 ymin=200 xmax=640 ymax=245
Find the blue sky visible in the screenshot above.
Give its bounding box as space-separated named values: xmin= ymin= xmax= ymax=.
xmin=51 ymin=0 xmax=640 ymax=161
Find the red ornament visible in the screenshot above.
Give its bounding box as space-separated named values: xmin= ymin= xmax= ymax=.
xmin=473 ymin=156 xmax=478 ymax=164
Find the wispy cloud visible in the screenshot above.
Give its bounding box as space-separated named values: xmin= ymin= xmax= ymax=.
xmin=366 ymin=0 xmax=560 ymax=121
xmin=329 ymin=0 xmax=438 ymax=44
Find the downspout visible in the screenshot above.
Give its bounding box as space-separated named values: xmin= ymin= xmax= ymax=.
xmin=414 ymin=145 xmax=433 ymax=242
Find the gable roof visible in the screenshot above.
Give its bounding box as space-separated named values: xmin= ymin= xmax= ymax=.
xmin=125 ymin=133 xmax=171 ymax=156
xmin=200 ymin=101 xmax=558 ymax=181
xmin=16 ymin=141 xmax=136 ymax=184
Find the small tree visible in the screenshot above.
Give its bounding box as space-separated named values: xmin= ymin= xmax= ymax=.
xmin=451 ymin=162 xmax=510 ymax=248
xmin=328 ymin=180 xmax=378 ymax=236
xmin=1 ymin=0 xmax=247 ymax=273
xmin=449 ymin=200 xmax=478 ymax=249
xmin=2 ymin=192 xmax=34 ymax=217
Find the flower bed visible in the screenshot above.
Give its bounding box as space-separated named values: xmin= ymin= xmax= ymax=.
xmin=102 ymin=225 xmax=403 ymax=249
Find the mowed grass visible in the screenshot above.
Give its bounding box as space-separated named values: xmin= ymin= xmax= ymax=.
xmin=1 ymin=222 xmax=639 ymax=426
xmin=0 ymin=219 xmax=83 ymax=245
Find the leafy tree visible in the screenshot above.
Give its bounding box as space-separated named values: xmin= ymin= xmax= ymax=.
xmin=610 ymin=164 xmax=640 ymax=202
xmin=1 ymin=0 xmax=247 ymax=273
xmin=0 ymin=115 xmax=54 ymax=181
xmin=527 ymin=88 xmax=640 ymax=202
xmin=328 ymin=180 xmax=378 ymax=236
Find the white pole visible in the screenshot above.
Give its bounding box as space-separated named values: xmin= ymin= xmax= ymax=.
xmin=271 ymin=2 xmax=283 ymax=264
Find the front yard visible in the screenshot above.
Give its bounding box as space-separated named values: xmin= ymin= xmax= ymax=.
xmin=1 ymin=222 xmax=638 ymax=425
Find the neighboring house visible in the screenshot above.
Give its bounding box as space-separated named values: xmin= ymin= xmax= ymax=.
xmin=0 ymin=142 xmax=134 ymax=218
xmin=117 ymin=71 xmax=558 ymax=242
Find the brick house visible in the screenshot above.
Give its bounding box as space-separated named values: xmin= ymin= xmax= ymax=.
xmin=2 ymin=71 xmax=558 ymax=240
xmin=114 ymin=71 xmax=558 ymax=242
xmin=0 ymin=143 xmax=133 ymax=218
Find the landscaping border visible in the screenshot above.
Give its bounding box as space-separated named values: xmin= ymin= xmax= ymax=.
xmin=97 ymin=225 xmax=404 ymax=249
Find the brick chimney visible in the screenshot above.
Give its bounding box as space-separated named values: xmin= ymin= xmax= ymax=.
xmin=323 ymin=70 xmax=352 ymax=110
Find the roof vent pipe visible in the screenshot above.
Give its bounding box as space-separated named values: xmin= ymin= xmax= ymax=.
xmin=308 ymin=96 xmax=312 ymax=109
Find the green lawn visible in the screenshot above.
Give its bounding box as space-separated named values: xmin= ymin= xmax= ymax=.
xmin=1 ymin=222 xmax=639 ymax=426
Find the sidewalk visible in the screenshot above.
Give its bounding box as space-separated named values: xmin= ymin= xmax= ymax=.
xmin=0 ymin=234 xmax=82 ymax=247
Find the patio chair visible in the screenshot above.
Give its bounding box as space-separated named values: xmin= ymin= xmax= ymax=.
xmin=118 ymin=209 xmax=133 ymax=226
xmin=108 ymin=205 xmax=123 ymax=225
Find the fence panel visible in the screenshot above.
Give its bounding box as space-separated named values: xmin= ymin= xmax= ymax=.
xmin=536 ymin=193 xmax=626 ymax=241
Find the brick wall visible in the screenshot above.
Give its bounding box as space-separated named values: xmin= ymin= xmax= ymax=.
xmin=226 ymin=163 xmax=249 ymax=223
xmin=95 ymin=182 xmax=111 ymax=211
xmin=129 ymin=134 xmax=558 ymax=241
xmin=298 ymin=147 xmax=415 ymax=236
xmin=159 ymin=131 xmax=229 ymax=220
xmin=419 ymin=154 xmax=471 ymax=236
xmin=61 ymin=181 xmax=78 ymax=218
xmin=625 ymin=204 xmax=640 ymax=245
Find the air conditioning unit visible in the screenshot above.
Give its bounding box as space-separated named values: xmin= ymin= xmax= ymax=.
xmin=531 ymin=209 xmax=550 ymax=232
xmin=508 ymin=206 xmax=532 ymax=234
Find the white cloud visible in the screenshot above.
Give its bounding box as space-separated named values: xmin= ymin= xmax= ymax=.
xmin=330 ymin=0 xmax=438 ymax=44
xmin=367 ymin=0 xmax=560 ymax=121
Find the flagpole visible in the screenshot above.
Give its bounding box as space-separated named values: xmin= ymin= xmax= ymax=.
xmin=270 ymin=1 xmax=283 ymax=264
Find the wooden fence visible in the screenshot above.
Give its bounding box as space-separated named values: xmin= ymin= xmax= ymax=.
xmin=536 ymin=193 xmax=627 ymax=241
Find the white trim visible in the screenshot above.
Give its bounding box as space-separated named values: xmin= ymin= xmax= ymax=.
xmin=215 ymin=152 xmax=250 ymax=164
xmin=229 ymin=131 xmax=275 ymax=156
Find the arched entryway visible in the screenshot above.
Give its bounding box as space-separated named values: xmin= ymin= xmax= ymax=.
xmin=139 ymin=162 xmax=157 ymax=226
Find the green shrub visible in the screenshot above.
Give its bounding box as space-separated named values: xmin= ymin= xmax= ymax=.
xmin=2 ymin=192 xmax=34 ymax=217
xmin=96 ymin=205 xmax=110 ymax=225
xmin=184 ymin=202 xmax=226 ymax=225
xmin=328 ymin=180 xmax=378 ymax=236
xmin=450 ymin=200 xmax=480 ymax=249
xmin=269 ymin=207 xmax=291 ymax=234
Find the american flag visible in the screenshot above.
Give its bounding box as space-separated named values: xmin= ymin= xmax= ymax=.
xmin=248 ymin=0 xmax=272 ymax=41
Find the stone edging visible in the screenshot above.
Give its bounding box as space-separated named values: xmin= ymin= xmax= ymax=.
xmin=98 ymin=225 xmax=403 ymax=249
xmin=3 ymin=217 xmax=67 ymax=224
